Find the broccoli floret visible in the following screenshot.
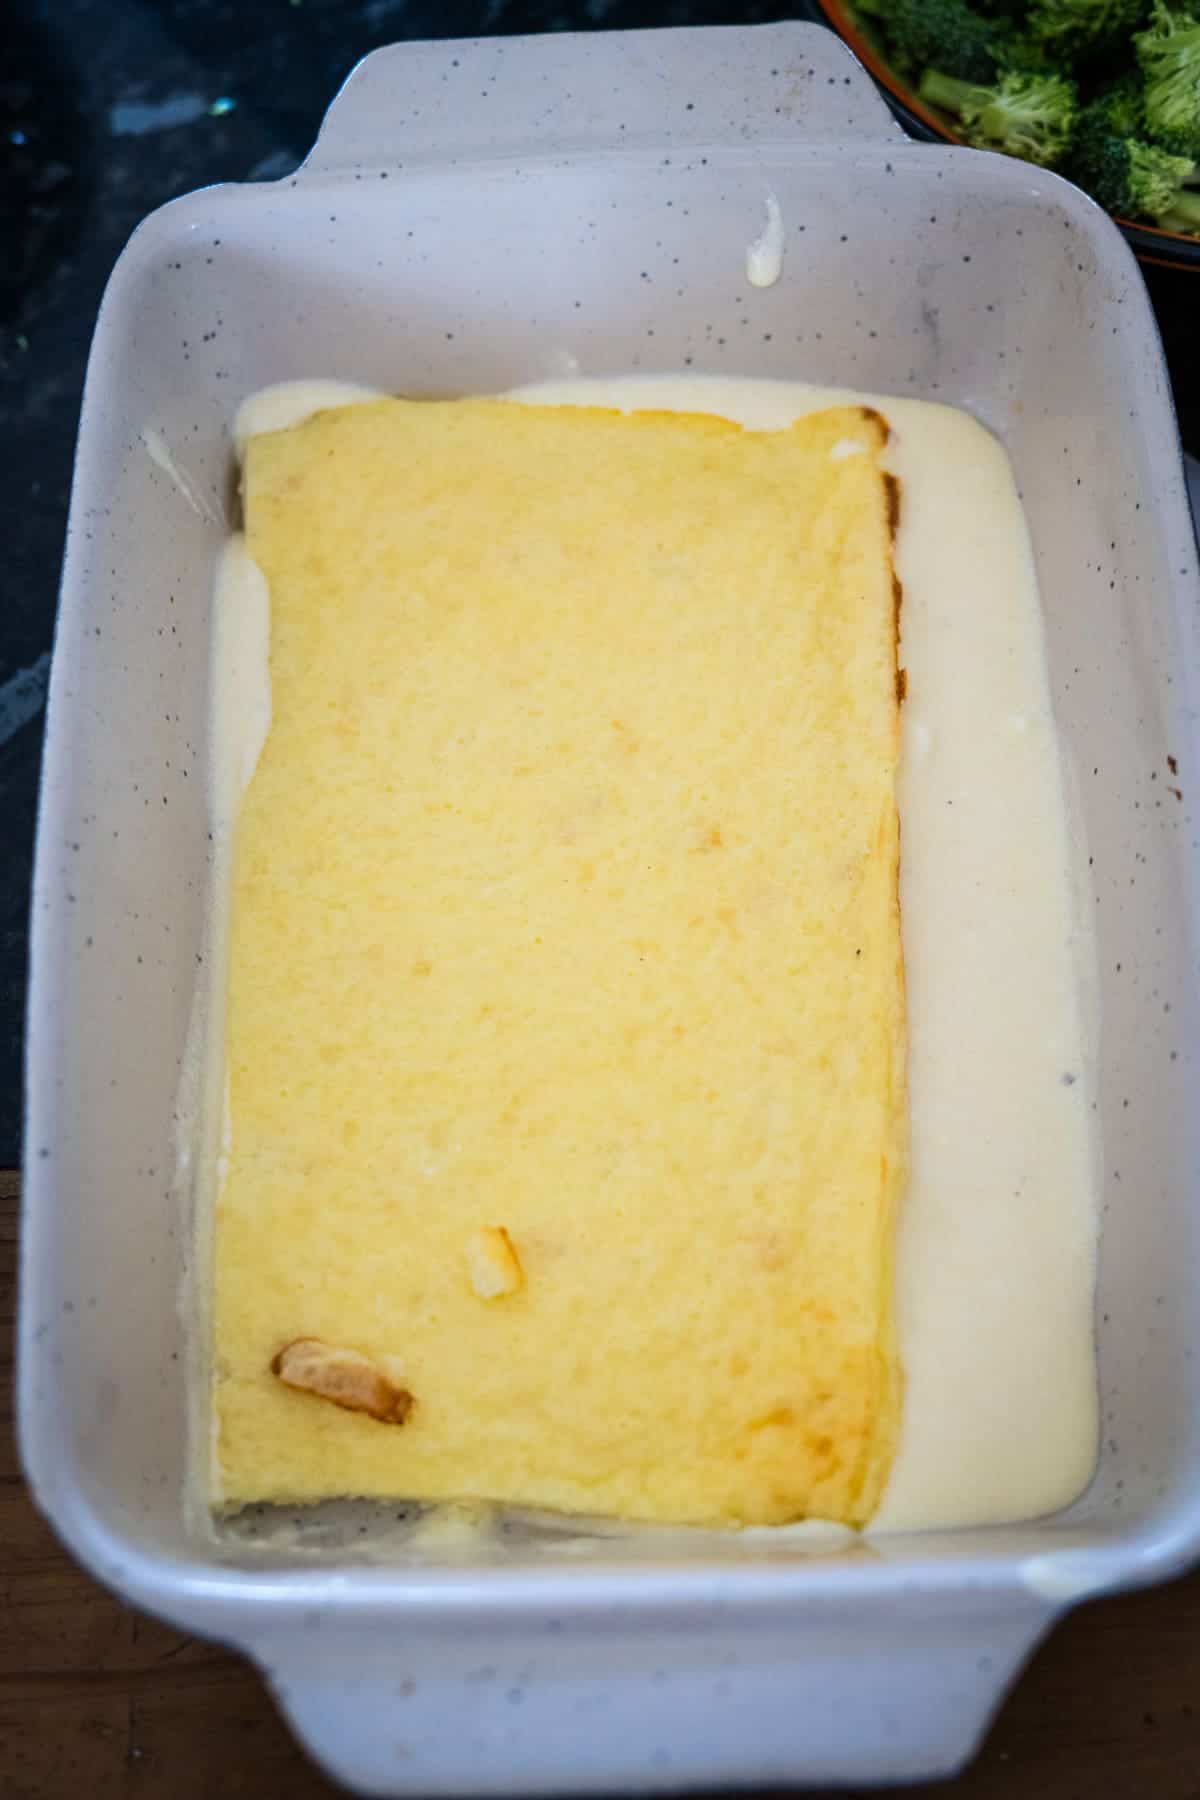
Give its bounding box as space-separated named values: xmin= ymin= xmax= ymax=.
xmin=1022 ymin=0 xmax=1148 ymax=65
xmin=1069 ymin=104 xmax=1200 ymax=226
xmin=1085 ymin=75 xmax=1148 ymax=138
xmin=1135 ymin=2 xmax=1200 ymax=157
xmin=918 ymin=67 xmax=1079 ymax=165
xmin=857 ymin=0 xmax=1000 ymax=83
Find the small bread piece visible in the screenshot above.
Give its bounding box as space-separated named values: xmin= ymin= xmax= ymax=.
xmin=467 ymin=1226 xmax=524 ymax=1300
xmin=216 ymin=396 xmax=906 ymax=1525
xmin=270 ymin=1338 xmax=413 ymax=1425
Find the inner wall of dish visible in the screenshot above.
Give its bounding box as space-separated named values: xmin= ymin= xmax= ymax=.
xmin=54 ymin=144 xmax=1199 ymax=1562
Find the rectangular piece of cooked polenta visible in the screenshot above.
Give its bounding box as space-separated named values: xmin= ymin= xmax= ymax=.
xmin=213 ymin=395 xmax=907 ymax=1527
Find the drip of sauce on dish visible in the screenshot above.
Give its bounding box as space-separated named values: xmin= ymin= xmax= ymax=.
xmin=142 ymin=426 xmax=220 ymax=522
xmin=746 ymin=193 xmax=784 ymax=289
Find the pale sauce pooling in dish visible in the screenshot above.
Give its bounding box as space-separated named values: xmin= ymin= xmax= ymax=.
xmin=216 ymin=373 xmax=1098 ymax=1532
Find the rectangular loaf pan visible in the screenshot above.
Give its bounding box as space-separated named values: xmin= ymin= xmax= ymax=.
xmin=19 ymin=23 xmax=1200 ymax=1793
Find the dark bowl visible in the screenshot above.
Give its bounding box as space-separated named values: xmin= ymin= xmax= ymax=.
xmin=811 ymin=0 xmax=1200 ymax=273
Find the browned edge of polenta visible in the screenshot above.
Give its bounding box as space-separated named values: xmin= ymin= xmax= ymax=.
xmin=881 ymin=473 xmax=905 ymax=708
xmin=876 ymin=409 xmax=907 ymax=1528
xmin=858 ymin=403 xmax=891 ymax=446
xmin=855 ymin=407 xmax=906 ymax=709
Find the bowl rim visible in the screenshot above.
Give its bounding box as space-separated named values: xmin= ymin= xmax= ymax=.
xmin=811 ymin=0 xmax=1200 ymax=270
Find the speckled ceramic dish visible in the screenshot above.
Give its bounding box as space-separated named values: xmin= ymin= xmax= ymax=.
xmin=19 ymin=22 xmax=1200 ymax=1797
xmin=812 ymin=0 xmax=1200 ymax=272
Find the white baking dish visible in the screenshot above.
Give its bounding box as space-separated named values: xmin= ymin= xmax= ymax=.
xmin=19 ymin=23 xmax=1200 ymax=1794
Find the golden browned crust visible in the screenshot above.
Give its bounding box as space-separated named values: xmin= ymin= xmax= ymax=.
xmin=857 ymin=404 xmax=892 ymax=446
xmin=882 ymin=471 xmax=902 ymax=538
xmin=466 ymin=1225 xmax=525 ymax=1299
xmin=269 ymin=1338 xmax=414 ymax=1424
xmin=887 ymin=496 xmax=905 ymax=709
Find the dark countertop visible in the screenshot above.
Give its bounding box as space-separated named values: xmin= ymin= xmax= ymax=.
xmin=2 ymin=0 xmax=1197 ymax=1160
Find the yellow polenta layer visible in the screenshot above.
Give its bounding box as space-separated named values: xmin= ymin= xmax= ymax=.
xmin=214 ymin=397 xmax=907 ymax=1527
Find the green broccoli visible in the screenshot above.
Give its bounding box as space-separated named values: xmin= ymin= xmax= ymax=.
xmin=1022 ymin=0 xmax=1148 ymax=66
xmin=856 ymin=0 xmax=1000 ymax=83
xmin=1084 ymin=74 xmax=1148 ymax=138
xmin=918 ymin=67 xmax=1080 ymax=164
xmin=1069 ymin=99 xmax=1200 ymax=225
xmin=1135 ymin=2 xmax=1200 ymax=157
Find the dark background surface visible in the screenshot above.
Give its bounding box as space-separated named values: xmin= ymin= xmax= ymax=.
xmin=3 ymin=0 xmax=1199 ymax=1163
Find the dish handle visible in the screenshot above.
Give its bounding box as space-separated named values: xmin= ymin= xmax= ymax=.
xmin=301 ymin=22 xmax=905 ymax=177
xmin=254 ymin=1589 xmax=1055 ymax=1794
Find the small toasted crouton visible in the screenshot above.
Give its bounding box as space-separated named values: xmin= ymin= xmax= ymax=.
xmin=270 ymin=1337 xmax=413 ymax=1424
xmin=466 ymin=1225 xmax=524 ymax=1300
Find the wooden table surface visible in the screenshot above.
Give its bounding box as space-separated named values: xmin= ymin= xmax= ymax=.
xmin=3 ymin=1166 xmax=1199 ymax=1800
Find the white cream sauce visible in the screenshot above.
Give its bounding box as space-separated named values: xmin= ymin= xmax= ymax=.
xmin=211 ymin=537 xmax=272 ymax=817
xmin=178 ymin=534 xmax=277 ymax=1516
xmin=213 ymin=373 xmax=1098 ymax=1533
xmin=232 ymin=379 xmax=383 ymax=459
xmin=745 ymin=192 xmax=785 ymax=289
